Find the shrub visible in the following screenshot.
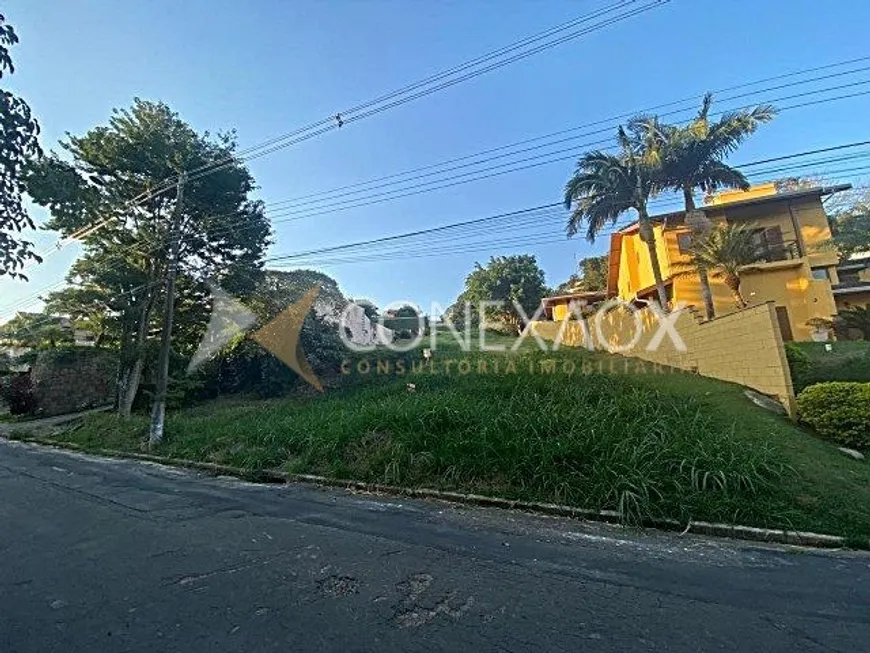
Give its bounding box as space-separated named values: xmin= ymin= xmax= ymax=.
xmin=797 ymin=382 xmax=870 ymax=450
xmin=785 ymin=343 xmax=811 ymax=389
xmin=5 ymin=374 xmax=37 ymax=415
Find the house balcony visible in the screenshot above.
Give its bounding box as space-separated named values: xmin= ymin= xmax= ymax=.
xmin=740 ymin=240 xmax=804 ymax=273
xmin=755 ymin=240 xmax=801 ymax=263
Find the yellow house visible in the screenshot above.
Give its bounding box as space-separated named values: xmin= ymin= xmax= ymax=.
xmin=541 ymin=290 xmax=607 ymax=321
xmin=607 ymin=182 xmax=851 ymax=342
xmin=833 ymin=253 xmax=870 ymax=310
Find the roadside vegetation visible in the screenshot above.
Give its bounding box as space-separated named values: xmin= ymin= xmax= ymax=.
xmin=788 ymin=340 xmax=870 ymax=391
xmin=27 ymin=332 xmax=870 ymax=545
xmin=3 ymin=11 xmax=870 ymax=547
xmin=787 ymin=341 xmax=870 ymax=392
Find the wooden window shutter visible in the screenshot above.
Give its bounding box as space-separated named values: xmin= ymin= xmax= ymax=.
xmin=765 ymin=226 xmax=786 ymax=260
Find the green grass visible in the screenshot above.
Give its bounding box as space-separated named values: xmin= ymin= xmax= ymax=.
xmin=31 ymin=332 xmax=870 ymax=544
xmin=790 ymin=341 xmax=870 ymax=391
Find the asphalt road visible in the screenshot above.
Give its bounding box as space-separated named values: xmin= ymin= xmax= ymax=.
xmin=1 ymin=439 xmax=868 ymax=652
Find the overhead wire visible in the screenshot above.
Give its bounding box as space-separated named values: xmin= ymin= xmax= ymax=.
xmin=6 ymin=73 xmax=870 ymax=315
xmin=89 ymin=0 xmax=665 ymax=220
xmin=6 ymin=139 xmax=870 ymax=317
xmin=24 ymin=55 xmax=870 ymax=280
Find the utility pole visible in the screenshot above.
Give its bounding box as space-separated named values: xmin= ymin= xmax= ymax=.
xmin=149 ymin=172 xmax=186 ymax=447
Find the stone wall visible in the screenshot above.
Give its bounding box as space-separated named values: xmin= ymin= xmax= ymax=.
xmin=531 ymin=301 xmax=796 ymax=415
xmin=30 ymin=348 xmax=117 ymax=416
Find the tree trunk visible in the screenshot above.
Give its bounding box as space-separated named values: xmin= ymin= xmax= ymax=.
xmin=118 ymin=358 xmax=144 ymax=417
xmin=117 ymin=293 xmax=155 ymax=418
xmin=683 ymin=186 xmax=715 ymax=320
xmin=696 ymin=267 xmax=715 ymax=319
xmin=724 ymin=276 xmax=746 ymax=308
xmin=637 ymin=209 xmax=669 ymax=310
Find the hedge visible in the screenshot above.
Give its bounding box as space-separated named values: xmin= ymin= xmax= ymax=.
xmin=796 ymin=382 xmax=870 ymax=451
xmin=784 ymin=343 xmax=811 ymax=389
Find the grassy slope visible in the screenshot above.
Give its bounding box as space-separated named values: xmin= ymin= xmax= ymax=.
xmin=39 ymin=329 xmax=870 ymax=543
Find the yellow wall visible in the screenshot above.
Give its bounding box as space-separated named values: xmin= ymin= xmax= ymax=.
xmin=531 ymin=301 xmax=795 ymax=414
xmin=616 ymin=224 xmax=671 ymax=298
xmin=706 ymin=183 xmax=777 ymax=205
xmin=740 ymin=261 xmax=837 ymax=341
xmin=793 ymin=201 xmax=839 ymax=268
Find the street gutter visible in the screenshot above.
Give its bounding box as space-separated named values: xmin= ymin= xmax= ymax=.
xmin=3 ymin=434 xmax=856 ymax=550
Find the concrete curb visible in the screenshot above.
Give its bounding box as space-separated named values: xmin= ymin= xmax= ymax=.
xmin=4 ymin=434 xmax=853 ymax=550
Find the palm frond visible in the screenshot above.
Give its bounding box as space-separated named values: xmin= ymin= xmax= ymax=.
xmin=650 ymin=94 xmax=776 ymax=199
xmin=696 ymin=160 xmax=749 ymax=195
xmin=563 ymin=145 xmax=645 ymax=241
xmin=706 ymin=104 xmax=778 ymax=158
xmin=687 ymin=224 xmax=763 ymax=270
xmin=673 ymin=223 xmax=764 ymax=307
xmin=696 ymin=92 xmax=713 ymax=121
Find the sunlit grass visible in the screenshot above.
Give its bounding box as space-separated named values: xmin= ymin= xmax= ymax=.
xmin=40 ymin=330 xmax=870 ymax=545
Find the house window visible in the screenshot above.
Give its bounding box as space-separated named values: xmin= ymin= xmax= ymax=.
xmin=811 ymin=267 xmax=830 ymax=281
xmin=677 ymin=233 xmax=693 ymax=255
xmin=751 ymin=226 xmax=788 ymax=261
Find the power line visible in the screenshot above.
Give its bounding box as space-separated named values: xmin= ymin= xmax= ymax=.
xmin=259 ymin=61 xmax=870 ymax=212
xmin=127 ymin=1 xmax=668 ymax=208
xmin=9 ymin=80 xmax=870 ymax=316
xmin=274 ymin=169 xmax=870 ymax=267
xmin=26 ymin=1 xmax=660 ymax=265
xmin=87 ymin=81 xmax=870 ymax=265
xmin=238 ymin=82 xmax=870 ymax=224
xmin=7 ymin=136 xmax=870 ymax=317
xmin=28 ymin=54 xmax=870 ymax=278
xmin=265 ymin=173 xmax=867 ymax=267
xmin=5 ymin=177 xmax=868 ymax=331
xmin=176 ymin=80 xmax=870 ymax=242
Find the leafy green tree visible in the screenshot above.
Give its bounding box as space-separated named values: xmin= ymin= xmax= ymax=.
xmin=43 ymin=281 xmax=118 ymax=348
xmin=0 ymin=311 xmax=73 ymax=349
xmin=0 ymin=14 xmax=42 ymax=279
xmin=203 ymin=269 xmax=346 ymax=398
xmin=556 ymin=255 xmax=609 ymax=293
xmin=391 ymin=304 xmax=420 ymax=318
xmin=353 ymin=299 xmax=379 ymax=322
xmin=631 ymin=94 xmax=776 ymax=318
xmin=564 ymin=128 xmax=668 ymax=308
xmin=829 ymin=189 xmax=870 ymax=258
xmin=459 ymin=254 xmax=547 ymax=333
xmin=672 ymin=224 xmax=762 ymax=308
xmin=26 ymin=99 xmax=270 ymax=415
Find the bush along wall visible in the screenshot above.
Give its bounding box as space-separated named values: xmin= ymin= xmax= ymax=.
xmin=797 ymin=381 xmax=870 ymax=451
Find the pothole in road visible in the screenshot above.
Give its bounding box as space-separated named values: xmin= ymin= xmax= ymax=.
xmin=317 ymin=575 xmax=360 ymax=597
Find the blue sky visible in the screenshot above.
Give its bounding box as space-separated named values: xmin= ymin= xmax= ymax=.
xmin=3 ymin=0 xmax=870 ymax=318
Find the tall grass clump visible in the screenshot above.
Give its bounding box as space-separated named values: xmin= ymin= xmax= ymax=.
xmin=59 ymin=362 xmax=790 ymax=527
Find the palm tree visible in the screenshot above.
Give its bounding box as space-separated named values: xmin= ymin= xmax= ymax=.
xmin=672 ymin=224 xmax=763 ymax=309
xmin=632 ymin=94 xmax=777 ymax=319
xmin=564 ymin=127 xmax=669 ymax=308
